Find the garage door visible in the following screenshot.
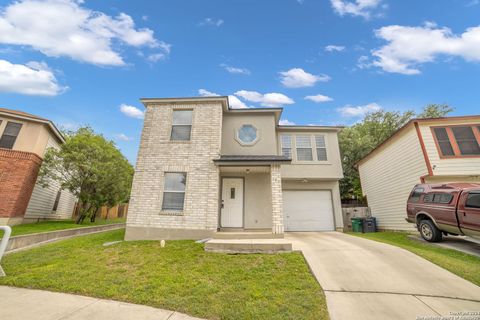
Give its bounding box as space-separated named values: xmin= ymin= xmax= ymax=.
xmin=283 ymin=190 xmax=335 ymax=231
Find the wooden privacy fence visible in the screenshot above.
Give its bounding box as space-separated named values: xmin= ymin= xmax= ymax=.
xmin=342 ymin=206 xmax=370 ymax=231
xmin=72 ymin=203 xmax=129 ymax=219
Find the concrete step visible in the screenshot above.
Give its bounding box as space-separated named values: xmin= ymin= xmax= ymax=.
xmin=204 ymin=239 xmax=293 ymax=254
xmin=213 ymin=232 xmax=284 ymax=240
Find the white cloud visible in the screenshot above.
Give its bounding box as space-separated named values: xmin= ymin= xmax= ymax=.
xmin=370 ymin=23 xmax=480 ymax=75
xmin=279 ymin=119 xmax=295 ymax=125
xmin=325 ymin=45 xmax=345 ymax=52
xmin=198 ymin=89 xmax=249 ymax=109
xmin=147 ymin=53 xmax=167 ymax=62
xmin=235 ymin=90 xmax=294 ymax=108
xmin=466 ymin=0 xmax=479 ymax=6
xmin=0 ymin=59 xmax=66 ymax=96
xmin=0 ymin=0 xmax=169 ymax=66
xmin=199 ymin=18 xmax=224 ymax=27
xmin=198 ymin=89 xmax=219 ymax=97
xmin=228 ymin=95 xmax=249 ymax=109
xmin=330 ymin=0 xmax=383 ymax=19
xmin=337 ymin=103 xmax=381 ymax=117
xmin=58 ymin=121 xmax=80 ymax=131
xmin=305 ymin=94 xmax=333 ymax=103
xmin=279 ymin=68 xmax=330 ymax=88
xmin=116 ymin=133 xmax=133 ymax=141
xmin=220 ymin=64 xmax=251 ymax=75
xmin=120 ymin=103 xmax=144 ymax=119
xmin=356 ymin=55 xmax=371 ymax=69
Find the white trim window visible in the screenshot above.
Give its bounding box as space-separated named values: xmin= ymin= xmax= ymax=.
xmin=170 ymin=110 xmax=192 ymax=141
xmin=162 ymin=172 xmax=187 ymax=211
xmin=296 ymin=135 xmax=313 ymax=161
xmin=281 ymin=135 xmax=292 ymax=158
xmin=315 ymin=135 xmax=328 ymax=161
xmin=237 ymin=124 xmax=259 ymax=145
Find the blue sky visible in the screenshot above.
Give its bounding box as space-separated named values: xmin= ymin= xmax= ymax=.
xmin=1 ymin=0 xmax=480 ymax=163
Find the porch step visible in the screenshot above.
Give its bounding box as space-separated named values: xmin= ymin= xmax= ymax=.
xmin=214 ymin=232 xmax=284 ymax=240
xmin=204 ymin=239 xmax=292 ymax=254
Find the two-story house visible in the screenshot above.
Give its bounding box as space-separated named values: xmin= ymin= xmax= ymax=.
xmin=126 ymin=96 xmax=344 ymax=240
xmin=0 ymin=108 xmax=77 ymax=225
xmin=358 ymin=115 xmax=480 ymax=231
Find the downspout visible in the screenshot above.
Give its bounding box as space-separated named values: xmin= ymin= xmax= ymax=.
xmin=414 ymin=121 xmax=433 ymax=183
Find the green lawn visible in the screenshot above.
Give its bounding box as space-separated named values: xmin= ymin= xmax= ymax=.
xmin=350 ymin=232 xmax=480 ymax=286
xmin=2 ymin=218 xmax=126 ymax=237
xmin=0 ymin=229 xmax=328 ymax=320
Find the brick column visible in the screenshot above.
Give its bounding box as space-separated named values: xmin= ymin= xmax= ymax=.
xmin=0 ymin=149 xmax=42 ymax=223
xmin=270 ymin=164 xmax=284 ymax=234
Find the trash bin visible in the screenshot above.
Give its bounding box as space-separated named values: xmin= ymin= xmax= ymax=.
xmin=363 ymin=217 xmax=377 ymax=233
xmin=351 ymin=217 xmax=363 ymax=232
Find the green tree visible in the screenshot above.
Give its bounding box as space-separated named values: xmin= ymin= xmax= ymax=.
xmin=418 ymin=104 xmax=454 ymax=118
xmin=39 ymin=127 xmax=134 ymax=223
xmin=339 ymin=104 xmax=453 ymax=201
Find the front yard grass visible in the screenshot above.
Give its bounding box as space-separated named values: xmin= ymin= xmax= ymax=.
xmin=350 ymin=231 xmax=480 ymax=286
xmin=0 ymin=229 xmax=328 ymax=320
xmin=2 ymin=218 xmax=126 ymax=237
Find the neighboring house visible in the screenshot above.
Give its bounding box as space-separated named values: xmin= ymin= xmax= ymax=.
xmin=126 ymin=96 xmax=344 ymax=240
xmin=0 ymin=108 xmax=76 ymax=225
xmin=358 ymin=115 xmax=480 ymax=231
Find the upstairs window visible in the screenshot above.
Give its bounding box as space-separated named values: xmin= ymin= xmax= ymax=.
xmin=0 ymin=122 xmax=22 ymax=149
xmin=433 ymin=125 xmax=480 ymax=157
xmin=162 ymin=172 xmax=187 ymax=211
xmin=433 ymin=128 xmax=454 ymax=156
xmin=237 ymin=124 xmax=258 ymax=145
xmin=170 ymin=110 xmax=192 ymax=141
xmin=281 ymin=135 xmax=292 ymax=158
xmin=315 ymin=135 xmax=327 ymax=161
xmin=451 ymin=126 xmax=480 ymax=155
xmin=296 ymin=135 xmax=313 ymax=161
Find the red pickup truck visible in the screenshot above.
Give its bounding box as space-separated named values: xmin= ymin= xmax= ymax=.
xmin=406 ymin=183 xmax=480 ymax=242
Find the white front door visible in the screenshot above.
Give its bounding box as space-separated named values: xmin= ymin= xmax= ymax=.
xmin=283 ymin=190 xmax=335 ymax=231
xmin=221 ymin=178 xmax=244 ymax=228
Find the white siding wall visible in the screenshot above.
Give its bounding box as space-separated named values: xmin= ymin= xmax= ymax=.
xmin=359 ymin=126 xmax=428 ymax=231
xmin=25 ymin=137 xmax=77 ymax=220
xmin=419 ymin=119 xmax=480 ymax=177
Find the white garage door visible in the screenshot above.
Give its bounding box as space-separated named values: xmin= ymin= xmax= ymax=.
xmin=283 ymin=190 xmax=335 ymax=231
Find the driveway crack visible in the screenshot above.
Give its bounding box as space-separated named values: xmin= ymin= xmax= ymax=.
xmin=413 ymin=295 xmax=441 ymax=316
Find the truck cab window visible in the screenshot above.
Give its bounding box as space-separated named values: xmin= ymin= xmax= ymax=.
xmin=466 ymin=192 xmax=480 ymax=209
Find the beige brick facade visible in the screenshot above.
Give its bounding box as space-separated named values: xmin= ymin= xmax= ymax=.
xmin=270 ymin=164 xmax=284 ymax=234
xmin=125 ymin=101 xmax=223 ymax=239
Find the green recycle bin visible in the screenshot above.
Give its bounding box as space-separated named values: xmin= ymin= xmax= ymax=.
xmin=351 ymin=217 xmax=363 ymax=232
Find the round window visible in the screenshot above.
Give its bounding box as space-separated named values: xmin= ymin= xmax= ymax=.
xmin=237 ymin=124 xmax=258 ymax=144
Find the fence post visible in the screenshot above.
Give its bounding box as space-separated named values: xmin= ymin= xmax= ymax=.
xmin=0 ymin=226 xmax=12 ymax=277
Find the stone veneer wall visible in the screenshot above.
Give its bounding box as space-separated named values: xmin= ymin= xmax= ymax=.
xmin=0 ymin=149 xmax=42 ymax=224
xmin=270 ymin=164 xmax=284 ymax=234
xmin=125 ymin=102 xmax=223 ymax=240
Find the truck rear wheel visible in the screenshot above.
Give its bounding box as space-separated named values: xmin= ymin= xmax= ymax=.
xmin=419 ymin=220 xmax=442 ymax=242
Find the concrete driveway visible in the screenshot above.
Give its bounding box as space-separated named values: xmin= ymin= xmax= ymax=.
xmin=286 ymin=232 xmax=480 ymax=320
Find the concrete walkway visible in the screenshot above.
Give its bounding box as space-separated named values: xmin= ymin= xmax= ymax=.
xmin=0 ymin=286 xmax=203 ymax=320
xmin=286 ymin=232 xmax=480 ymax=320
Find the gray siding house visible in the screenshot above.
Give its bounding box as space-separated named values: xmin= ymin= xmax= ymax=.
xmin=126 ymin=96 xmax=344 ymax=240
